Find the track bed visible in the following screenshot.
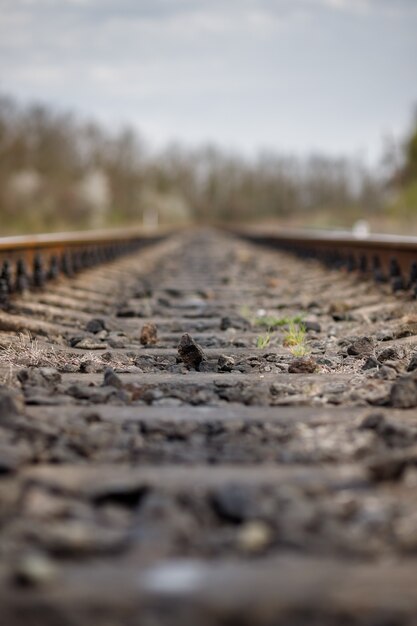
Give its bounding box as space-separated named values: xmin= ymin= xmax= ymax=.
xmin=1 ymin=230 xmax=417 ymax=625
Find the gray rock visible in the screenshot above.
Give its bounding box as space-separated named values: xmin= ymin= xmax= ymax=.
xmin=103 ymin=367 xmax=124 ymax=389
xmin=359 ymin=412 xmax=415 ymax=446
xmin=304 ymin=320 xmax=321 ymax=333
xmin=376 ymin=329 xmax=395 ymax=341
xmin=67 ymin=384 xmax=118 ymax=402
xmin=86 ymin=318 xmax=107 ymax=334
xmin=347 ymin=337 xmax=374 ymax=357
xmin=270 ymin=382 xmax=297 ymax=396
xmin=17 ymin=367 xmax=61 ymax=388
xmin=390 ymin=376 xmax=417 ymax=408
xmin=359 ymin=412 xmax=385 ymax=431
xmin=0 ymin=386 xmax=25 ymax=420
xmin=220 ymin=315 xmax=250 ymax=331
xmin=218 ymin=355 xmax=235 ymax=372
xmin=362 ymin=356 xmax=379 ymax=371
xmin=407 ymin=352 xmax=417 ymax=372
xmin=211 ymin=485 xmax=254 ymax=523
xmin=378 ymin=346 xmax=403 ymax=362
xmin=372 ymin=365 xmax=398 ymax=380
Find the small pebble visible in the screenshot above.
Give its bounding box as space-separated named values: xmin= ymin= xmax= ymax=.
xmin=237 ymin=521 xmax=272 ymax=554
xmin=288 ymin=357 xmax=317 ymax=373
xmin=86 ymin=318 xmax=106 ymax=334
xmin=217 ymin=355 xmax=235 ymax=372
xmin=13 ymin=552 xmax=57 ymax=587
xmin=103 ymin=367 xmax=124 ymax=389
xmin=140 ymin=323 xmax=158 ymax=346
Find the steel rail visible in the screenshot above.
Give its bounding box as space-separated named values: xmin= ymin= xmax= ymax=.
xmin=234 ymin=227 xmax=417 ymax=295
xmin=0 ymin=227 xmax=166 ymax=308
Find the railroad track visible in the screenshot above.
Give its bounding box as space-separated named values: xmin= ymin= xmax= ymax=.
xmin=236 ymin=226 xmax=417 ymax=294
xmin=1 ymin=226 xmax=417 ymax=625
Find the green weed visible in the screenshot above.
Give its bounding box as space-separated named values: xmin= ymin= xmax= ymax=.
xmin=256 ymin=332 xmax=272 ymax=349
xmin=283 ymin=320 xmax=310 ymax=356
xmin=254 ymin=314 xmax=304 ymax=329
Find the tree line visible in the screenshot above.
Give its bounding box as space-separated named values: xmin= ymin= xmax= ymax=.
xmin=0 ymin=92 xmax=414 ymax=234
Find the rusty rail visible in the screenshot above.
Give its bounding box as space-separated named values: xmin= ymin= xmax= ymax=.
xmin=235 ymin=228 xmax=417 ymax=296
xmin=0 ymin=227 xmax=166 ymax=307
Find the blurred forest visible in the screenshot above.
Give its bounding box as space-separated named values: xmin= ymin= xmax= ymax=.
xmin=0 ymin=93 xmax=416 ymax=234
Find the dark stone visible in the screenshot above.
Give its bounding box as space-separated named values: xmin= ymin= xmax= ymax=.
xmin=92 ymin=484 xmax=148 ymax=508
xmin=68 ymin=335 xmax=86 ymax=347
xmin=373 ymin=365 xmax=398 ymax=381
xmin=347 ymin=337 xmax=374 ymax=357
xmin=103 ymin=368 xmax=124 ymax=389
xmin=362 ymin=356 xmax=379 ymax=371
xmin=17 ymin=367 xmax=61 ymax=388
xmin=79 ymin=360 xmax=103 ymax=374
xmin=116 ymin=307 xmax=137 ymax=318
xmin=177 ymin=333 xmax=206 ymax=370
xmin=67 ymin=384 xmax=118 ymax=402
xmin=86 ymin=318 xmax=107 ymax=334
xmin=288 ymin=357 xmax=317 ymax=373
xmin=407 ymin=352 xmax=417 ymax=372
xmin=211 ymin=485 xmax=253 ymax=523
xmin=0 ymin=386 xmax=25 ymax=420
xmin=0 ymin=444 xmax=24 ymax=473
xmin=199 ymin=361 xmax=216 ymax=373
xmin=220 ymin=315 xmax=250 ymax=331
xmin=359 ymin=412 xmax=386 ymax=431
xmin=368 ymin=454 xmax=408 ymax=482
xmin=304 ymin=320 xmax=321 ymax=333
xmin=23 ymin=393 xmax=72 ymax=406
xmin=390 ymin=376 xmax=417 ymax=408
xmin=378 ymin=347 xmax=402 ymax=363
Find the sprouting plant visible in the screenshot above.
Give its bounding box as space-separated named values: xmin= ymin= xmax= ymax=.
xmin=256 ymin=331 xmax=272 ymax=349
xmin=239 ymin=305 xmax=256 ymax=325
xmin=254 ymin=314 xmax=304 ymax=330
xmin=283 ymin=320 xmax=310 ymax=356
xmin=289 ymin=342 xmax=311 ymax=357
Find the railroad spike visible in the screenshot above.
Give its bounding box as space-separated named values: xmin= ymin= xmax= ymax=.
xmin=389 ymin=257 xmax=401 ymax=278
xmin=359 ymin=254 xmax=368 ymax=273
xmin=47 ymin=255 xmax=60 ymax=280
xmin=33 ymin=253 xmax=46 ymax=288
xmin=347 ymin=254 xmax=356 ymax=272
xmin=392 ymin=276 xmax=405 ymax=292
xmin=372 ymin=255 xmax=386 ymax=283
xmin=409 ymin=261 xmax=417 ymax=289
xmin=389 ymin=258 xmax=405 ymax=291
xmin=0 ymin=277 xmax=9 ymax=309
xmin=1 ymin=260 xmax=13 ymax=293
xmin=61 ymin=252 xmax=74 ymax=277
xmin=71 ymin=251 xmax=81 ymax=273
xmin=15 ymin=258 xmax=29 ymax=293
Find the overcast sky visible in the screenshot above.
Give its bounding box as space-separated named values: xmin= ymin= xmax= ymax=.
xmin=0 ymin=0 xmax=416 ymax=162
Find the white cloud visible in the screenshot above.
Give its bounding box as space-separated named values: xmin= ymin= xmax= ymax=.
xmin=0 ymin=0 xmax=416 ymax=160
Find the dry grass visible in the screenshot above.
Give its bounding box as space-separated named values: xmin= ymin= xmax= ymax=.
xmin=0 ymin=332 xmax=132 ymax=374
